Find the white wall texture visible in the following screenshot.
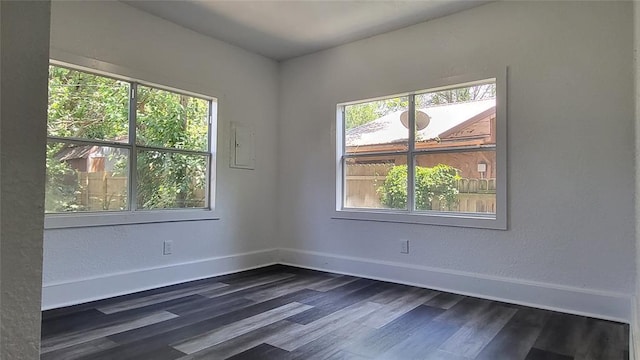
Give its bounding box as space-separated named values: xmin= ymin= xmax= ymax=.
xmin=278 ymin=1 xmax=635 ymax=321
xmin=1 ymin=1 xmax=50 ymax=358
xmin=634 ymin=0 xmax=640 ymax=354
xmin=43 ymin=1 xmax=280 ymax=308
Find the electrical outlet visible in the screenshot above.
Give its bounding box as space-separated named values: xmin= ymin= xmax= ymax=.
xmin=400 ymin=239 xmax=409 ymax=254
xmin=163 ymin=240 xmax=173 ymax=255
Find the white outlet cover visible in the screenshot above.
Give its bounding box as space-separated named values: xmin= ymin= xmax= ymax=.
xmin=400 ymin=240 xmax=409 ymax=254
xmin=163 ymin=240 xmax=173 ymax=255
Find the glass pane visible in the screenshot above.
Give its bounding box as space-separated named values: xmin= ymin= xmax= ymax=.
xmin=344 ymin=96 xmax=408 ymax=154
xmin=136 ymin=85 xmax=209 ymax=151
xmin=137 ymin=150 xmax=208 ymax=209
xmin=414 ymin=151 xmax=496 ymax=214
xmin=45 ymin=142 xmax=129 ymax=213
xmin=415 ymin=80 xmax=496 ymax=149
xmin=47 ymin=66 xmax=129 ymax=142
xmin=344 ymin=155 xmax=407 ymax=210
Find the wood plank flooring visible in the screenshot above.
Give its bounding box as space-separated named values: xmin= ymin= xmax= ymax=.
xmin=41 ymin=265 xmax=629 ymax=360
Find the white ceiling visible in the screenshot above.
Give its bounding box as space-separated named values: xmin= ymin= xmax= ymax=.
xmin=123 ymin=0 xmax=490 ymax=61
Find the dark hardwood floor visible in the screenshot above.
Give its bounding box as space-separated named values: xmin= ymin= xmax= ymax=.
xmin=41 ymin=265 xmax=629 ymax=360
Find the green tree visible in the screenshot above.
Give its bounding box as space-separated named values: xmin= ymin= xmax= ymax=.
xmin=44 ymin=143 xmax=82 ymax=212
xmin=377 ymin=165 xmax=408 ymax=209
xmin=135 ymin=86 xmax=209 ymax=209
xmin=46 ymin=66 xmax=130 ymax=212
xmin=345 ymin=97 xmax=409 ymax=130
xmin=345 ymin=102 xmax=377 ymax=129
xmin=378 ymin=164 xmax=460 ymax=210
xmin=46 ymin=66 xmax=210 ymax=212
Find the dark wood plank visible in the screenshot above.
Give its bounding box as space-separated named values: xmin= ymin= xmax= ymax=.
xmin=40 ymin=338 xmax=118 ymax=360
xmin=305 ymin=275 xmax=359 ymax=292
xmin=432 ymin=296 xmax=493 ymax=326
xmin=325 ymin=350 xmax=372 ymax=360
xmin=226 ymin=343 xmax=290 ymax=360
xmin=475 ymin=307 xmax=551 ymax=360
xmin=177 ymin=320 xmax=299 ymax=359
xmin=438 ymin=303 xmax=517 ymax=358
xmin=345 ymin=304 xmax=445 ymax=358
xmin=525 ymin=348 xmax=573 ymax=360
xmin=41 ymin=308 xmax=108 ymax=338
xmin=287 ymin=321 xmax=371 ymax=360
xmin=575 ymin=319 xmax=627 ymax=360
xmin=268 ymin=300 xmax=383 ymax=351
xmin=173 ymin=302 xmax=312 ymax=354
xmin=107 ymin=296 xmax=256 ymax=344
xmin=77 ymin=289 xmax=320 ymax=360
xmin=40 ymin=265 xmax=629 ymax=360
xmin=298 ymin=278 xmax=382 ymax=308
xmin=359 ymin=287 xmax=439 ymax=329
xmin=425 ymin=292 xmax=465 ymax=309
xmin=374 ymin=319 xmax=459 ymax=360
xmin=287 ymin=282 xmax=389 ymax=325
xmin=533 ymin=312 xmax=589 ymax=357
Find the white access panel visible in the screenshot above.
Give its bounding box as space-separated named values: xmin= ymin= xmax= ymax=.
xmin=230 ymin=122 xmax=255 ymax=169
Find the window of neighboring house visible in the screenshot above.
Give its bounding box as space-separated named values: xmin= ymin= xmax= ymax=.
xmin=45 ymin=64 xmax=215 ymax=219
xmin=335 ymin=73 xmax=507 ymax=229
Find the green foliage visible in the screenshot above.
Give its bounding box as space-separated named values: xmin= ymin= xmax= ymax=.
xmin=135 ymin=86 xmax=209 ymax=209
xmin=136 ymin=86 xmax=209 ymax=151
xmin=45 ymin=144 xmax=83 ymax=212
xmin=345 ymin=97 xmax=413 ymax=130
xmin=47 ymin=66 xmax=129 ymax=140
xmin=415 ymin=164 xmax=461 ymax=210
xmin=378 ymin=164 xmax=460 ymax=210
xmin=136 ymin=151 xmax=207 ymax=210
xmin=345 ymin=102 xmax=378 ymax=130
xmin=377 ymin=165 xmax=408 ymax=209
xmin=46 ymin=65 xmax=210 ymax=212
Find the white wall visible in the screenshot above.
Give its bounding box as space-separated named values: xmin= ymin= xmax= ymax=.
xmin=1 ymin=1 xmax=50 ymax=358
xmin=43 ymin=1 xmax=280 ymax=309
xmin=279 ymin=1 xmax=635 ymax=321
xmin=634 ymin=0 xmax=640 ymax=354
xmin=45 ymin=0 xmax=637 ymax=324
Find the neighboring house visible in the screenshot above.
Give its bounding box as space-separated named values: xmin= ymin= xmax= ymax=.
xmin=54 ymin=144 xmax=127 ymax=210
xmin=344 ymin=99 xmax=497 ymax=211
xmin=56 ymin=144 xmax=113 ymax=173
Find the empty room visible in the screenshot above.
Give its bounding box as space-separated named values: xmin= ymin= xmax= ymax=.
xmin=1 ymin=0 xmax=639 ymax=359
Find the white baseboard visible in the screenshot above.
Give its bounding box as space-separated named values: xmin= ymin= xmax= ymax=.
xmin=278 ymin=248 xmax=631 ymax=323
xmin=41 ymin=248 xmax=279 ymax=310
xmin=42 ymin=246 xmax=633 ymax=325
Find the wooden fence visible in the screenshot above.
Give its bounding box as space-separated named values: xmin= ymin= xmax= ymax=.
xmin=74 ymin=171 xmax=206 ymax=210
xmin=76 ymin=172 xmax=128 ymax=211
xmin=345 ymin=163 xmax=496 ymax=213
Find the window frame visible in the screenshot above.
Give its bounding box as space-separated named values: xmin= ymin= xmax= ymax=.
xmin=333 ymin=70 xmax=507 ymax=230
xmin=45 ymin=61 xmax=218 ymax=229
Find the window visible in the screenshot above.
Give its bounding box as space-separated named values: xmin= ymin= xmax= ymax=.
xmin=336 ymin=73 xmax=506 ymax=229
xmin=45 ymin=64 xmax=215 ymax=222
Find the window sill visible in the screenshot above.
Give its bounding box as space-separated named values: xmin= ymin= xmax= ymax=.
xmin=332 ymin=209 xmax=506 ymax=230
xmin=44 ymin=209 xmax=219 ymax=229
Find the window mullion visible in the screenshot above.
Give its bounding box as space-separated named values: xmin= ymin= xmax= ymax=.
xmin=129 ymin=82 xmax=138 ymax=211
xmin=341 ymin=107 xmax=347 ymax=209
xmin=206 ymin=102 xmax=213 ymax=209
xmin=407 ymin=95 xmax=416 ymax=212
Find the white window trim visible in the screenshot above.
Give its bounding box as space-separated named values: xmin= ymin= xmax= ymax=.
xmin=332 ymin=68 xmax=508 ymax=230
xmin=45 ymin=53 xmax=219 ymax=229
xmin=45 ymin=209 xmax=219 ymax=229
